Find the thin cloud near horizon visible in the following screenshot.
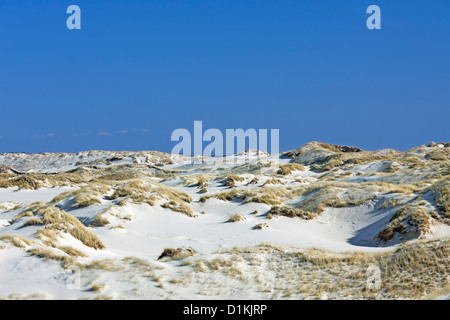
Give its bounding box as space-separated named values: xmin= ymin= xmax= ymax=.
xmin=27 ymin=128 xmax=150 ymax=139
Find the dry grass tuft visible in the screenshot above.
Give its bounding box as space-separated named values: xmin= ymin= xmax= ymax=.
xmin=377 ymin=203 xmax=436 ymax=242
xmin=277 ymin=163 xmax=305 ymax=175
xmin=287 ymin=182 xmax=375 ymax=216
xmin=27 ymin=247 xmax=77 ymax=267
xmin=11 ymin=210 xmax=35 ymax=223
xmin=269 ymin=206 xmax=318 ymax=220
xmin=158 ymin=247 xmax=197 ymax=260
xmin=56 ymin=246 xmax=87 ymax=258
xmin=0 ymin=175 xmax=42 ymax=190
xmin=35 ymin=206 xmax=105 ymax=250
xmin=200 ymin=186 xmax=288 ymax=206
xmin=247 ymin=177 xmax=259 ymax=185
xmin=196 ymin=176 xmax=209 ymax=188
xmin=186 ymin=239 xmax=449 ymax=299
xmin=223 ymin=175 xmax=245 ymax=188
xmin=23 ymin=217 xmax=43 ymax=227
xmin=228 ymin=213 xmax=246 ymax=222
xmin=262 ymin=178 xmax=283 ymax=186
xmin=426 ymin=149 xmax=448 ymax=161
xmin=109 ymin=180 xmax=194 ymax=216
xmin=253 ymin=223 xmax=269 ymax=230
xmin=0 ymin=234 xmax=34 ymax=248
xmin=71 ymin=185 xmax=110 ymax=208
xmin=430 ymin=177 xmax=450 ymax=220
xmin=161 ymin=200 xmax=195 ymax=217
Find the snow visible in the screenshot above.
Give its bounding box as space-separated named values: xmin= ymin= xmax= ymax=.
xmin=0 ymin=248 xmax=77 ymax=299
xmin=0 ymin=187 xmax=76 ymax=203
xmin=0 ymin=147 xmax=449 ymax=299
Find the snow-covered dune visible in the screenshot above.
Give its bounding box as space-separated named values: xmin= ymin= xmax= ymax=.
xmin=0 ymin=142 xmax=449 ymax=299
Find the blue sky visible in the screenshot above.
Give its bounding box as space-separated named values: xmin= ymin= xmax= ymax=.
xmin=0 ymin=0 xmax=449 ymax=154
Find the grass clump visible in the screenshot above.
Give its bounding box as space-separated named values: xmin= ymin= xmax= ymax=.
xmin=223 ymin=175 xmax=245 ymax=188
xmin=377 ymin=203 xmax=436 ymax=242
xmin=200 ymin=186 xmax=288 ymax=206
xmin=199 ymin=187 xmax=208 ymax=194
xmin=262 ymin=178 xmax=283 ymax=186
xmin=197 ymin=176 xmax=209 ymax=188
xmin=23 ymin=217 xmax=43 ymax=227
xmin=0 ymin=175 xmax=42 ymax=190
xmin=27 ymin=247 xmax=77 ymax=267
xmin=0 ymin=234 xmax=34 ymax=248
xmin=187 ymin=239 xmax=449 ymax=299
xmin=71 ymin=185 xmax=110 ymax=208
xmin=157 ymin=247 xmax=197 ymax=260
xmin=56 ymin=245 xmax=87 ymax=258
xmin=253 ymin=223 xmax=269 ymax=230
xmin=430 ymin=177 xmax=450 ymax=220
xmin=36 ymin=206 xmax=105 ymax=250
xmin=92 ymin=206 xmax=113 ymax=227
xmin=109 ymin=180 xmax=194 ymax=216
xmin=247 ymin=177 xmax=259 ymax=185
xmin=426 ymin=149 xmax=448 ymax=161
xmin=228 ymin=213 xmax=246 ymax=222
xmin=269 ymin=206 xmax=318 ymax=220
xmin=161 ymin=200 xmax=195 ymax=217
xmin=11 ymin=210 xmax=35 ymax=223
xmin=277 ymin=163 xmax=305 ymax=175
xmin=288 ymin=182 xmax=375 ymax=216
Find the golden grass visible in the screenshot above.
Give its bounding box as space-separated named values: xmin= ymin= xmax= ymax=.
xmin=277 ymin=163 xmax=305 ymax=175
xmin=307 ymin=150 xmax=431 ymax=173
xmin=73 ymin=193 xmax=102 ymax=208
xmin=11 ymin=210 xmax=34 ymax=223
xmin=200 ymin=189 xmax=240 ymax=203
xmin=0 ymin=234 xmax=34 ymax=248
xmin=158 ymin=247 xmax=197 ymax=260
xmin=35 ymin=206 xmax=105 ymax=250
xmin=71 ymin=185 xmax=110 ymax=208
xmin=196 ymin=176 xmax=209 ymax=188
xmin=287 ymin=182 xmax=375 ymax=215
xmin=270 ymin=206 xmax=319 ymax=220
xmin=56 ymin=245 xmax=87 ymax=258
xmin=91 ymin=284 xmax=105 ymax=292
xmin=199 ymin=187 xmax=208 ymax=194
xmin=1 ymin=293 xmax=47 ymax=300
xmin=35 ymin=228 xmax=59 ymax=243
xmin=0 ymin=171 xmax=88 ymax=190
xmin=377 ymin=203 xmax=435 ymax=241
xmin=223 ymin=175 xmax=245 ymax=188
xmin=366 ymin=182 xmax=420 ymax=194
xmin=0 ymin=175 xmax=42 ymax=190
xmin=431 ymin=177 xmax=450 ymax=219
xmin=186 ymin=239 xmax=449 ymax=299
xmin=228 ymin=213 xmax=245 ymax=222
xmin=92 ymin=206 xmax=112 ymax=227
xmin=161 ymin=200 xmax=195 ymax=217
xmin=23 ymin=217 xmax=43 ymax=227
xmin=200 ymin=186 xmax=286 ymax=206
xmin=253 ymin=223 xmax=269 ymax=230
xmin=27 ymin=247 xmax=78 ymax=267
xmin=88 ymin=260 xmax=116 ymax=271
xmin=426 ymin=149 xmax=448 ymax=161
xmin=0 ymin=202 xmax=23 ymax=212
xmin=262 ymin=178 xmax=283 ymax=186
xmin=109 ymin=180 xmax=194 ymax=216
